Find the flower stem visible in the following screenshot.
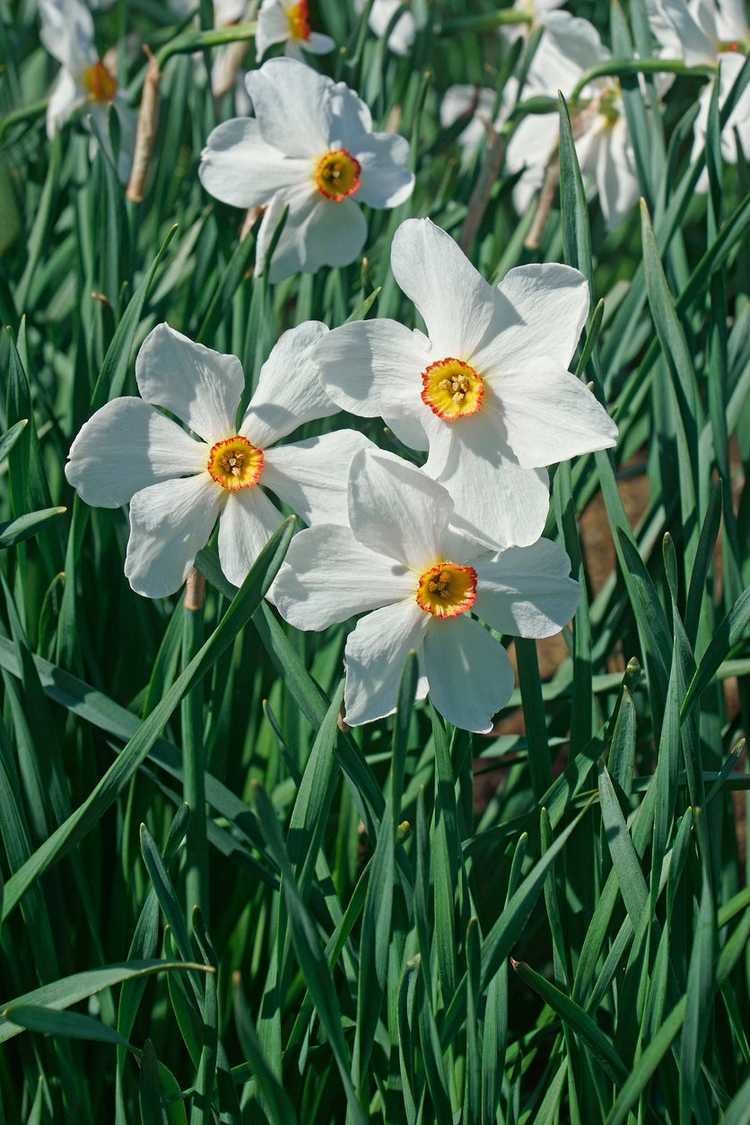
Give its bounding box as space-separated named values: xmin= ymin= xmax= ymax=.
xmin=182 ymin=567 xmax=208 ymax=928
xmin=155 ymin=21 xmax=257 ymax=68
xmin=437 ymin=10 xmax=533 ymax=35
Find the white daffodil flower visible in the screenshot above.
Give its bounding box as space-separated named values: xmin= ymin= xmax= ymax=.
xmin=440 ymin=86 xmax=504 ymax=150
xmin=647 ymin=0 xmax=750 ymax=184
xmin=65 ymin=322 xmax=372 ymax=598
xmin=506 ymin=13 xmax=640 ymax=228
xmin=256 ymin=0 xmax=335 ymax=60
xmin=199 ymin=57 xmax=414 ymax=282
xmin=39 ymin=0 xmax=136 ymax=183
xmin=353 ymin=0 xmax=425 ymax=56
xmin=271 ymin=449 xmax=580 ymax=732
xmin=314 ymin=218 xmax=617 ymax=551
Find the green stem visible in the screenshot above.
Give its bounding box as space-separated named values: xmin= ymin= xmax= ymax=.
xmin=155 ymin=20 xmax=256 ymax=67
xmin=182 ymin=568 xmax=208 ymax=928
xmin=437 ymin=10 xmax=533 ymax=35
xmin=569 ymin=57 xmax=716 ymax=101
xmin=0 ymin=98 xmax=48 ymax=144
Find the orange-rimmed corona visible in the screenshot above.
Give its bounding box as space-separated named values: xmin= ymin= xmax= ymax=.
xmin=313 ymin=148 xmax=362 ymax=202
xmin=287 ymin=0 xmax=311 ymax=41
xmin=207 ymin=435 xmax=264 ymax=491
xmin=416 ymin=561 xmax=477 ymax=619
xmin=82 ymin=60 xmax=118 ymax=104
xmin=421 ymin=357 xmax=484 ymax=421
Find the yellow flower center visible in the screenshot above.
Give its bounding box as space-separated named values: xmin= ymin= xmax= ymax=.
xmin=287 ymin=0 xmax=311 ymax=41
xmin=207 ymin=435 xmax=264 ymax=491
xmin=421 ymin=357 xmax=484 ymax=421
xmin=416 ymin=561 xmax=477 ymax=619
xmin=82 ymin=60 xmax=118 ymax=104
xmin=313 ymin=148 xmax=362 ymax=202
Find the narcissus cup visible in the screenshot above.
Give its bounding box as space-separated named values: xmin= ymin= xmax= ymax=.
xmin=314 ymin=218 xmax=617 ymax=551
xmin=270 ymin=449 xmax=581 ymax=733
xmin=65 ymin=322 xmax=373 ymax=598
xmin=199 ymin=57 xmax=414 ymax=281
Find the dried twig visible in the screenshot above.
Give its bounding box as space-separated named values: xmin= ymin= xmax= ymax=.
xmin=459 ymin=124 xmax=506 ymax=253
xmin=126 ymin=46 xmax=160 ymax=203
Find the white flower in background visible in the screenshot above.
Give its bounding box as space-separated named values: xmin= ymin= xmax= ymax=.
xmin=507 ymin=13 xmax=640 ymax=228
xmin=314 ymin=218 xmax=617 ymax=551
xmin=646 ymin=0 xmax=750 ymax=183
xmin=66 ymin=322 xmax=372 ymax=598
xmin=39 ymin=0 xmax=136 ymax=182
xmin=271 ymin=449 xmax=580 ymax=732
xmin=440 ymin=86 xmax=504 ymax=149
xmin=256 ymin=0 xmax=335 ymax=60
xmin=354 ymin=0 xmax=425 ymax=56
xmin=199 ymin=58 xmax=414 ymax=281
xmin=503 ymin=0 xmax=569 ymax=41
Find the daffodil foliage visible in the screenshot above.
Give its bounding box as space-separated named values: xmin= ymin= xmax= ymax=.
xmin=0 ymin=0 xmax=749 ymax=1122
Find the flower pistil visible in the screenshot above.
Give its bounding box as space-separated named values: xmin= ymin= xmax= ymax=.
xmin=313 ymin=149 xmax=362 ymax=201
xmin=207 ymin=435 xmax=264 ymax=491
xmin=287 ymin=0 xmax=311 ymax=41
xmin=416 ymin=561 xmax=477 ymax=618
xmin=421 ymin=357 xmax=484 ymax=421
xmin=82 ymin=60 xmax=118 ymax=104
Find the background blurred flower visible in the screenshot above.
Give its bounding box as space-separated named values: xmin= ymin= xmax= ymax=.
xmin=353 ymin=0 xmax=425 ymax=55
xmin=646 ymin=0 xmax=750 ymax=185
xmin=256 ymin=0 xmax=335 ymax=60
xmin=199 ymin=57 xmax=414 ymax=280
xmin=272 ymin=449 xmax=580 ymax=731
xmin=507 ymin=13 xmax=641 ymax=228
xmin=39 ymin=0 xmax=136 ymax=181
xmin=315 ymin=218 xmax=616 ymax=550
xmin=66 ymin=322 xmax=372 ymax=597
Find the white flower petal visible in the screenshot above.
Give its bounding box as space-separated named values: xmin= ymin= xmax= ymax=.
xmin=241 ymin=321 xmax=336 ymax=448
xmin=475 ymin=538 xmax=580 ymax=637
xmin=262 ymin=430 xmax=374 ymax=526
xmin=39 ymin=0 xmax=96 ymax=71
xmin=257 ymin=186 xmax=367 ymax=282
xmin=645 ymin=0 xmax=716 ymax=65
xmin=423 ymin=615 xmax=514 ymax=733
xmin=489 ymin=361 xmax=618 ymax=467
xmin=314 ymin=318 xmax=428 ymax=422
xmin=46 ymin=70 xmax=84 ymax=137
xmin=329 ymin=81 xmax=373 ymax=142
xmin=65 ymin=397 xmax=207 ymax=508
xmin=344 ymin=599 xmax=429 ymax=724
xmin=354 ymin=132 xmax=414 ymax=208
xmin=135 ymin=323 xmax=245 ymax=444
xmin=269 ymin=524 xmax=414 ymax=629
xmin=302 ymin=32 xmax=336 ymax=54
xmin=199 ymin=117 xmax=309 ymax=208
xmin=391 ymin=218 xmax=517 ymax=358
xmin=478 ymin=263 xmax=589 ymax=371
xmin=384 ymin=412 xmax=429 ymax=451
xmin=506 ymin=113 xmax=558 ymax=213
xmin=348 ymin=447 xmax=453 ymax=568
xmin=440 ymin=85 xmax=498 ymax=149
xmin=217 ymin=487 xmax=284 ymax=588
xmin=429 ymin=419 xmax=550 ymax=548
xmin=125 ymin=473 xmax=222 ymax=598
xmin=256 ymin=0 xmax=290 ymax=59
xmin=355 ymin=0 xmax=419 ymax=55
xmin=593 ymin=117 xmax=639 ymax=229
xmin=528 ymin=12 xmax=608 ymax=93
xmin=245 ymin=57 xmax=333 ymax=157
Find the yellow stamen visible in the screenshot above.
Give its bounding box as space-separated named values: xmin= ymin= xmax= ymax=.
xmin=287 ymin=0 xmax=311 ymax=41
xmin=416 ymin=561 xmax=477 ymax=618
xmin=82 ymin=60 xmax=118 ymax=104
xmin=207 ymin=435 xmax=264 ymax=491
xmin=313 ymin=148 xmax=362 ymax=202
xmin=421 ymin=357 xmax=484 ymax=421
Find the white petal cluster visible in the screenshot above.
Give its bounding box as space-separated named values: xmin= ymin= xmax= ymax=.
xmin=315 ymin=219 xmax=617 ymax=550
xmin=199 ymin=58 xmax=414 ymax=281
xmin=646 ymin=0 xmax=750 ymax=184
xmin=39 ymin=0 xmax=136 ymax=183
xmin=66 ymin=322 xmax=372 ymax=598
xmin=256 ymin=0 xmax=335 ymax=61
xmin=270 ymin=449 xmax=580 ymax=732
